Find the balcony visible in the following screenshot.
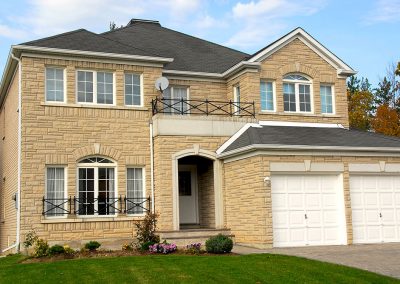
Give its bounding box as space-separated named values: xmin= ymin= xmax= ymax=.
xmin=151 ymin=97 xmax=255 ymax=117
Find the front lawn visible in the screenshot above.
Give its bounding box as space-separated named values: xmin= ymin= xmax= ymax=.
xmin=0 ymin=253 xmax=397 ymax=283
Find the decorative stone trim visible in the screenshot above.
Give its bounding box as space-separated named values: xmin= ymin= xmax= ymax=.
xmin=72 ymin=144 xmax=122 ymax=161
xmin=270 ymin=162 xmax=344 ymax=172
xmin=279 ymin=62 xmax=318 ymax=78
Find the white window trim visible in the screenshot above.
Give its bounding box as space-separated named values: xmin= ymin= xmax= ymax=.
xmin=45 ymin=66 xmax=67 ymax=104
xmin=164 ymin=85 xmax=190 ymax=114
xmin=126 ymin=167 xmax=146 ymax=217
xmin=320 ymin=84 xmax=336 ymax=115
xmin=76 ymin=160 xmax=118 ymax=218
xmin=75 ymin=70 xmax=116 ymax=106
xmin=124 ymin=73 xmax=144 ymax=107
xmin=283 ymin=75 xmax=314 ymax=114
xmin=260 ymin=80 xmax=276 ymax=112
xmin=44 ymin=165 xmax=68 ymax=219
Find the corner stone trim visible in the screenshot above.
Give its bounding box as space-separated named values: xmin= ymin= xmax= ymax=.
xmin=72 ymin=144 xmax=122 ymax=161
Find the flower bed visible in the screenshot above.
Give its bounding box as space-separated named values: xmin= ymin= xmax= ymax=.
xmin=149 ymin=242 xmax=177 ymax=254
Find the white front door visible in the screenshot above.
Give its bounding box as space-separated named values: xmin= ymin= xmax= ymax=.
xmin=179 ymin=165 xmax=199 ymax=225
xmin=271 ymin=174 xmax=346 ymax=247
xmin=350 ymin=175 xmax=400 ymax=244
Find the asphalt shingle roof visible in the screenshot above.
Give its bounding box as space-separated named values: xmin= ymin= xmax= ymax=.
xmin=223 ymin=125 xmax=400 ymax=153
xmin=21 ymin=21 xmax=249 ymax=73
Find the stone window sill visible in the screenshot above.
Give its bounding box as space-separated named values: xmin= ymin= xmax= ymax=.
xmin=41 ymin=102 xmax=148 ymax=111
xmin=41 ymin=216 xmax=145 ymax=224
xmin=258 ymin=112 xmax=341 ymax=118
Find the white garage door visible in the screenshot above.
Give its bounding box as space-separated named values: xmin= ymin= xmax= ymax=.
xmin=350 ymin=175 xmax=400 ymax=244
xmin=271 ymin=174 xmax=346 ymax=247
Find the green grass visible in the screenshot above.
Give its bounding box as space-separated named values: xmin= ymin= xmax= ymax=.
xmin=0 ymin=253 xmax=398 ymax=284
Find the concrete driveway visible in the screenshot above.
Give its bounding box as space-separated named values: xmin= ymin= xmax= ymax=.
xmin=233 ymin=243 xmax=400 ymax=279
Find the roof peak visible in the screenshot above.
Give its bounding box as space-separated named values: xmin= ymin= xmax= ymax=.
xmin=127 ymin=19 xmax=161 ymax=26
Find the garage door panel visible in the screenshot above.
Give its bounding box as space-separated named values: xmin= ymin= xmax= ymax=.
xmin=290 ymin=228 xmax=307 ymax=243
xmin=365 ymin=210 xmax=380 ymax=223
xmin=305 ymin=193 xmax=320 ymax=208
xmin=364 ymin=193 xmax=379 ymax=206
xmin=288 ymin=194 xmax=304 ymax=208
xmin=271 ymin=193 xmax=287 ymax=209
xmin=380 ymin=193 xmax=394 ymax=207
xmin=395 ymin=193 xmax=400 ymax=206
xmin=324 ymin=228 xmax=339 ymax=242
xmin=289 ymin=211 xmax=306 ymax=226
xmin=323 ymin=211 xmax=339 ymax=225
xmin=382 ymin=226 xmax=397 ymax=240
xmin=272 ymin=211 xmax=288 ymax=226
xmin=306 ymin=211 xmax=322 ymax=226
xmin=307 ymin=228 xmax=322 ymax=243
xmin=381 ymin=209 xmax=396 ymax=223
xmin=351 ymin=193 xmax=363 ymax=207
xmin=366 ymin=226 xmax=381 ymax=241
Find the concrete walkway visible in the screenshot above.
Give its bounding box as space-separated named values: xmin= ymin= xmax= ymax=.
xmin=233 ymin=243 xmax=400 ymax=279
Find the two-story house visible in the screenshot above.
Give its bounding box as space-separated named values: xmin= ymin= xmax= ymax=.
xmin=1 ymin=19 xmax=400 ymax=253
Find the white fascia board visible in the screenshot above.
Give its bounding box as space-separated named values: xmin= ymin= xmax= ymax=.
xmin=216 ymin=123 xmax=261 ymax=155
xmin=222 ymin=61 xmax=260 ymax=78
xmin=247 ymin=28 xmax=356 ymax=75
xmin=12 ymin=45 xmax=174 ymax=63
xmin=218 ymin=144 xmax=400 ymax=159
xmin=259 ymin=121 xmax=344 ymax=128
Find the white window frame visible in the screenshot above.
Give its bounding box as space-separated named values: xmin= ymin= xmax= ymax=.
xmin=44 ymin=165 xmax=68 ymax=219
xmin=75 ymin=70 xmax=116 ymax=106
xmin=126 ymin=167 xmax=146 ymax=216
xmin=76 ymin=158 xmax=118 ymax=218
xmin=283 ymin=74 xmax=314 ymax=114
xmin=163 ymin=85 xmax=190 ymax=114
xmin=124 ymin=73 xmax=144 ymax=107
xmin=260 ymin=80 xmax=276 ymax=112
xmin=320 ymin=84 xmax=335 ymax=115
xmin=45 ymin=67 xmax=67 ymax=103
xmin=233 ymin=85 xmax=241 ymax=114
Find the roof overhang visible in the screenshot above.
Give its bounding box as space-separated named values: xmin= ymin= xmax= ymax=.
xmin=247 ymin=27 xmax=357 ymax=76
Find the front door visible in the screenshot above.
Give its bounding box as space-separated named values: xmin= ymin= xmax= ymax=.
xmin=179 ymin=165 xmax=199 ymax=225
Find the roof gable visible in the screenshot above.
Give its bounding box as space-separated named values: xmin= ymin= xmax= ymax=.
xmin=248 ymin=28 xmax=356 ymax=76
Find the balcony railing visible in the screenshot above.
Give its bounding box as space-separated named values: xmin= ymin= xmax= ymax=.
xmin=151 ymin=97 xmax=255 ymax=117
xmin=42 ymin=196 xmax=151 ymax=217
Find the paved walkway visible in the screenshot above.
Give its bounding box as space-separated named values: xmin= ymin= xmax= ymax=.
xmin=233 ymin=243 xmax=400 ymax=279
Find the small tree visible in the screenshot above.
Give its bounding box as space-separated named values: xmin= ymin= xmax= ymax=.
xmin=134 ymin=212 xmax=160 ymax=250
xmin=371 ymin=104 xmax=400 ymax=137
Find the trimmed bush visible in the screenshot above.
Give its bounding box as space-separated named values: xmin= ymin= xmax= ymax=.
xmin=84 ymin=241 xmax=101 ymax=251
xmin=48 ymin=245 xmax=65 ymax=255
xmin=205 ymin=234 xmax=233 ymax=254
xmin=34 ymin=239 xmax=49 ymax=257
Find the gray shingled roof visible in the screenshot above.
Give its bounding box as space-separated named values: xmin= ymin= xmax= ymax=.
xmin=22 ymin=29 xmax=160 ymax=57
xmin=223 ymin=125 xmax=400 ymax=153
xmin=21 ymin=20 xmax=249 ymax=73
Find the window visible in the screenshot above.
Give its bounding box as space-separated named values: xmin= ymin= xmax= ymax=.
xmin=126 ymin=168 xmax=145 ymax=214
xmin=125 ymin=74 xmax=142 ymax=106
xmin=45 ymin=67 xmax=65 ymax=102
xmin=320 ymin=85 xmax=334 ymax=114
xmin=77 ymin=157 xmax=116 ymax=216
xmin=163 ymin=86 xmax=189 ymax=114
xmin=283 ymin=74 xmax=312 ymax=113
xmin=260 ymin=81 xmax=275 ymax=111
xmin=77 ymin=71 xmax=114 ymax=105
xmin=234 ymin=85 xmax=241 ymax=114
xmin=45 ymin=167 xmax=66 ymax=217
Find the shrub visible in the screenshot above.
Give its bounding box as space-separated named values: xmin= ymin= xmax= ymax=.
xmin=33 ymin=239 xmax=49 ymax=257
xmin=23 ymin=230 xmax=38 ymax=248
xmin=84 ymin=241 xmax=101 ymax=251
xmin=134 ymin=212 xmax=160 ymax=249
xmin=205 ymin=234 xmax=233 ymax=254
xmin=149 ymin=241 xmax=177 ymax=254
xmin=122 ymin=242 xmax=134 ymax=251
xmin=48 ymin=245 xmax=65 ymax=255
xmin=63 ymin=245 xmax=75 ymax=255
xmin=186 ymin=243 xmax=202 ymax=254
xmin=140 ymin=241 xmax=157 ymax=252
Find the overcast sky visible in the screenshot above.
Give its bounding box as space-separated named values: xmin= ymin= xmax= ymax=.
xmin=0 ymin=0 xmax=399 ymax=86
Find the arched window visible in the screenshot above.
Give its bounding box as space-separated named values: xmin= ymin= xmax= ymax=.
xmin=282 ymin=74 xmax=312 ymax=113
xmin=77 ymin=156 xmax=117 ymax=216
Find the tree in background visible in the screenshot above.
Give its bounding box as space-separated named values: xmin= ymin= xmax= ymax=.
xmin=347 ymin=76 xmax=374 ymax=130
xmin=109 ymin=21 xmax=124 ymax=31
xmin=371 ymin=104 xmax=400 ymax=136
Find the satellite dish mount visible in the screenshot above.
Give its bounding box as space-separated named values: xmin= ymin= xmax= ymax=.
xmin=155 ymin=77 xmax=169 ymax=94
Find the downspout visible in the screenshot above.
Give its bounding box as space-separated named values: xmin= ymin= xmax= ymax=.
xmin=149 ymin=119 xmax=155 ymax=213
xmin=7 ymin=52 xmax=21 ymax=253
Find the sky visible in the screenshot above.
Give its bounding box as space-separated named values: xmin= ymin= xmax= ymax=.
xmin=0 ymin=0 xmax=399 ymax=87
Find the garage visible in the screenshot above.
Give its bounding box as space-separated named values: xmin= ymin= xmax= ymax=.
xmin=350 ymin=175 xmax=400 ymax=244
xmin=271 ymin=174 xmax=347 ymax=247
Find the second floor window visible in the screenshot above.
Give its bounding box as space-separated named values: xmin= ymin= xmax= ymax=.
xmin=320 ymin=85 xmax=334 ymax=114
xmin=125 ymin=74 xmax=142 ymax=106
xmin=260 ymin=81 xmax=274 ymax=111
xmin=163 ymin=86 xmax=188 ymax=114
xmin=77 ymin=70 xmax=114 ymax=105
xmin=283 ymin=74 xmax=312 ymax=113
xmin=45 ymin=67 xmax=65 ymax=102
xmin=234 ymin=85 xmax=241 ymax=114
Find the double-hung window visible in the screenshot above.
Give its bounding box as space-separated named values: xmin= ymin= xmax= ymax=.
xmin=283 ymin=74 xmax=312 ymax=113
xmin=77 ymin=157 xmax=116 ymax=216
xmin=126 ymin=168 xmax=145 ymax=215
xmin=233 ymin=85 xmax=241 ymax=114
xmin=163 ymin=86 xmax=189 ymax=114
xmin=46 ymin=67 xmax=65 ymax=102
xmin=320 ymin=85 xmax=334 ymax=114
xmin=260 ymin=81 xmax=275 ymax=111
xmin=77 ymin=70 xmax=114 ymax=105
xmin=125 ymin=74 xmax=142 ymax=106
xmin=45 ymin=167 xmax=66 ymax=217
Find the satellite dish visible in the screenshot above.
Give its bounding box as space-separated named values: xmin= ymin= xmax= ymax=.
xmin=155 ymin=77 xmax=169 ymax=92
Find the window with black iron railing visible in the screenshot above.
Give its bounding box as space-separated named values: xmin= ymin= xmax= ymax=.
xmin=151 ymin=97 xmax=255 ymax=117
xmin=42 ymin=196 xmax=151 ymax=217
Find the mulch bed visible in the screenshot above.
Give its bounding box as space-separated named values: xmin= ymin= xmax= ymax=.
xmin=22 ymin=250 xmax=236 ymax=263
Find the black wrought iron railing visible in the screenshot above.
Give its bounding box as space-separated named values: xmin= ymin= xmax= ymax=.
xmin=152 ymin=97 xmax=255 ymax=117
xmin=42 ymin=196 xmax=151 ymax=217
